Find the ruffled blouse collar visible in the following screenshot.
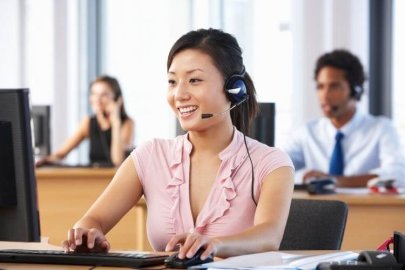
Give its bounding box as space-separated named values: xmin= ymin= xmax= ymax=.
xmin=166 ymin=129 xmax=249 ymax=233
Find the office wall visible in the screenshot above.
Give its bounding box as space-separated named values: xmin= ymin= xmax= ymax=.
xmin=103 ymin=0 xmax=191 ymax=145
xmin=102 ymin=0 xmax=369 ymax=148
xmin=0 ymin=0 xmax=84 ymax=163
xmin=393 ymin=0 xmax=405 ymax=145
xmin=0 ymin=0 xmax=370 ymax=163
xmin=0 ymin=0 xmax=23 ymax=87
xmin=291 ymin=0 xmax=369 ymax=127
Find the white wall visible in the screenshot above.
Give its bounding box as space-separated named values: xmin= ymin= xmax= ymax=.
xmin=393 ymin=0 xmax=405 ymax=145
xmin=0 ymin=0 xmax=83 ymax=163
xmin=1 ymin=0 xmax=370 ymax=163
xmin=0 ymin=0 xmax=23 ymax=87
xmin=291 ymin=0 xmax=369 ymax=128
xmin=103 ymin=0 xmax=191 ymax=145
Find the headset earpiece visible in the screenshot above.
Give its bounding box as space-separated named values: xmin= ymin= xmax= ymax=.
xmin=351 ymin=85 xmax=364 ymax=101
xmin=224 ymin=73 xmax=248 ymax=104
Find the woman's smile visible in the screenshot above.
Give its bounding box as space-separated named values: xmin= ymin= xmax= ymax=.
xmin=178 ymin=105 xmax=199 ymax=118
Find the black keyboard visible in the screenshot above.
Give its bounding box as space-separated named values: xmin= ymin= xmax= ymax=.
xmin=0 ymin=249 xmax=168 ymax=268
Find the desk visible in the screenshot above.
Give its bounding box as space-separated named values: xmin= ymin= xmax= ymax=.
xmin=36 ymin=167 xmax=150 ymax=251
xmin=0 ymin=241 xmax=164 ymax=269
xmin=0 ymin=241 xmax=355 ymax=270
xmin=294 ymin=191 xmax=405 ymax=250
xmin=36 ymin=168 xmax=405 ymax=251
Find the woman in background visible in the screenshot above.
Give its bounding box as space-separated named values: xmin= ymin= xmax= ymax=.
xmin=62 ymin=29 xmax=294 ymax=259
xmin=36 ymin=75 xmax=135 ymax=167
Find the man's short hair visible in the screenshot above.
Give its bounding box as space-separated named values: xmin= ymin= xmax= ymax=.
xmin=314 ymin=49 xmax=366 ymax=100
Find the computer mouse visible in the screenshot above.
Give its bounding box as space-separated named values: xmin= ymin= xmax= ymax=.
xmin=307 ymin=178 xmax=336 ymax=195
xmin=164 ymin=248 xmax=213 ymax=269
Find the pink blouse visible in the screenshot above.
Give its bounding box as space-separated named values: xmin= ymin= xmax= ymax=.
xmin=131 ymin=129 xmax=293 ymax=251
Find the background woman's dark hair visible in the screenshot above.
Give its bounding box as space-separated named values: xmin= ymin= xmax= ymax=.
xmin=167 ymin=28 xmax=258 ymax=135
xmin=90 ymin=75 xmax=129 ymax=121
xmin=314 ymin=49 xmax=366 ymax=100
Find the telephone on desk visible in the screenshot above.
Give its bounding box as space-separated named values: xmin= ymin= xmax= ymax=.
xmin=316 ymin=251 xmax=403 ymax=270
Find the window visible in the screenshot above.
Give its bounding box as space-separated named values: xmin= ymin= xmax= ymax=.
xmin=103 ymin=0 xmax=293 ymax=146
xmin=103 ymin=0 xmax=191 ymax=145
xmin=392 ymin=0 xmax=405 ymax=145
xmin=24 ymin=0 xmax=85 ymax=163
xmin=221 ymin=0 xmax=293 ymax=146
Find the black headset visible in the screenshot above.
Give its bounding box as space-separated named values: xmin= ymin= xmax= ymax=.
xmin=224 ymin=67 xmax=249 ymax=104
xmin=223 ymin=67 xmax=257 ymax=205
xmin=351 ymin=84 xmax=364 ymax=101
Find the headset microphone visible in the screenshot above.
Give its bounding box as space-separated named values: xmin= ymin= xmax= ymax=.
xmin=331 ymin=105 xmax=340 ymax=112
xmin=201 ymin=96 xmax=249 ymax=119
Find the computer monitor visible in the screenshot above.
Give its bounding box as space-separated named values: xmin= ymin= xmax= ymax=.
xmin=0 ymin=89 xmax=41 ymax=242
xmin=31 ymin=105 xmax=51 ymax=157
xmin=175 ymin=102 xmax=275 ymax=147
xmin=249 ymin=102 xmax=275 ymax=147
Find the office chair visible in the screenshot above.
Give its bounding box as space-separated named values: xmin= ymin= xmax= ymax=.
xmin=280 ymin=199 xmax=348 ymax=250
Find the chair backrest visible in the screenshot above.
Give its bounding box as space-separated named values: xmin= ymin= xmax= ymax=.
xmin=279 ymin=199 xmax=348 ymax=250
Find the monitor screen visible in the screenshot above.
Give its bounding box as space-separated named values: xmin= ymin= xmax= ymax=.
xmin=175 ymin=102 xmax=275 ymax=147
xmin=250 ymin=102 xmax=275 ymax=147
xmin=0 ymin=89 xmax=41 ymax=242
xmin=31 ymin=105 xmax=51 ymax=157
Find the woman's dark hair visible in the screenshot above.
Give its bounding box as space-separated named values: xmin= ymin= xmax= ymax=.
xmin=167 ymin=28 xmax=258 ymax=135
xmin=90 ymin=75 xmax=129 ymax=121
xmin=314 ymin=49 xmax=366 ymax=100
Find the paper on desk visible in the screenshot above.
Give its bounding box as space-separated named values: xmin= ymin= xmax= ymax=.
xmin=286 ymin=251 xmax=358 ymax=269
xmin=336 ymin=187 xmax=370 ymax=195
xmin=195 ymin=251 xmax=358 ymax=270
xmin=336 ymin=187 xmax=405 ymax=195
xmin=194 ymin=251 xmax=303 ymax=269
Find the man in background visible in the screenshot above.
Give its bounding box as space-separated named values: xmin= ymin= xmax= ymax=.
xmin=283 ymin=49 xmax=405 ymax=187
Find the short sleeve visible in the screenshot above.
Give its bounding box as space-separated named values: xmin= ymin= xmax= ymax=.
xmin=130 ymin=140 xmax=155 ymax=186
xmin=256 ymin=147 xmax=294 ymax=183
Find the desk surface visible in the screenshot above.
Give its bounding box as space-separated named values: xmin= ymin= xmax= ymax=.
xmin=35 ymin=167 xmax=405 ymax=251
xmin=0 ymin=241 xmax=352 ymax=270
xmin=35 ymin=167 xmax=148 ymax=251
xmin=294 ymin=190 xmax=405 ymax=206
xmin=36 ymin=167 xmax=117 ymax=179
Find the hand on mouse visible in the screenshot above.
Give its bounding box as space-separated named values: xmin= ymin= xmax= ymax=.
xmin=62 ymin=228 xmax=110 ymax=253
xmin=165 ymin=232 xmax=220 ymax=260
xmin=303 ymin=170 xmax=329 ymax=183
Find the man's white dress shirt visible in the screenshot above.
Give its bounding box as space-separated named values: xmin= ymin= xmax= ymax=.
xmin=282 ymin=109 xmax=405 ymax=186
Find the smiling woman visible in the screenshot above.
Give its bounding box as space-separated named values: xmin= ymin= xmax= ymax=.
xmin=62 ymin=28 xmax=295 ymax=262
xmin=167 ymin=49 xmax=234 ymax=132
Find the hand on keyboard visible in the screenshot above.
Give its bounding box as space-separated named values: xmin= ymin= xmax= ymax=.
xmin=62 ymin=228 xmax=110 ymax=253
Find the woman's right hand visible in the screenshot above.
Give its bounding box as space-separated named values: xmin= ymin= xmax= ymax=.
xmin=62 ymin=228 xmax=110 ymax=253
xmin=35 ymin=155 xmax=59 ymax=167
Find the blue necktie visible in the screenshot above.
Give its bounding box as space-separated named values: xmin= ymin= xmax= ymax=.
xmin=329 ymin=131 xmax=344 ymax=176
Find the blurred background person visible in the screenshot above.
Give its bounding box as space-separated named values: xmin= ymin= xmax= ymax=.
xmin=36 ymin=75 xmax=135 ymax=167
xmin=282 ymin=49 xmax=405 ymax=188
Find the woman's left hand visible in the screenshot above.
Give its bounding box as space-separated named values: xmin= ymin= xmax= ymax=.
xmin=165 ymin=232 xmax=220 ymax=260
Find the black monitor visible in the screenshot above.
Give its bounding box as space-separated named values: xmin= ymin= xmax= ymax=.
xmin=0 ymin=89 xmax=41 ymax=242
xmin=175 ymin=102 xmax=275 ymax=147
xmin=249 ymin=102 xmax=275 ymax=147
xmin=31 ymin=105 xmax=51 ymax=157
